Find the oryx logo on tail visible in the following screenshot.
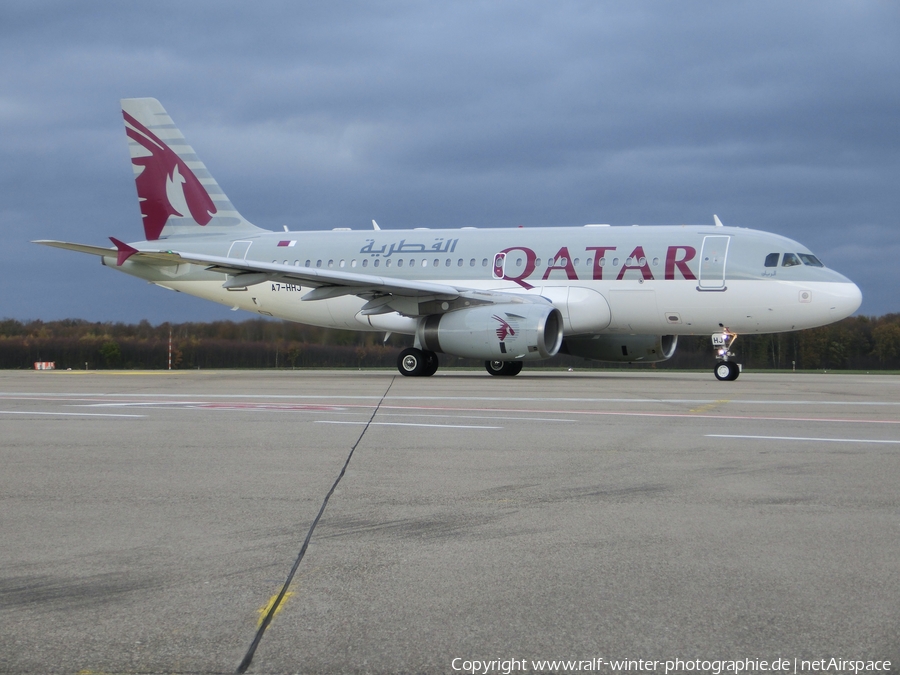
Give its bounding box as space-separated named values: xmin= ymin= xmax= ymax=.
xmin=123 ymin=111 xmax=217 ymax=241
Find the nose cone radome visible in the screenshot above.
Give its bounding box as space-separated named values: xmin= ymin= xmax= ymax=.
xmin=830 ymin=282 xmax=863 ymax=320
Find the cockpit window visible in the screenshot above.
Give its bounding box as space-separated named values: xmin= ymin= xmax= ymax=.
xmin=764 ymin=253 xmax=780 ymax=268
xmin=782 ymin=253 xmax=801 ymax=267
xmin=798 ymin=253 xmax=824 ymax=267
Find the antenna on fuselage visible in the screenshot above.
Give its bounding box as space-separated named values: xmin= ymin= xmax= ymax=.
xmin=372 ymin=220 xmax=381 ymax=231
xmin=713 ymin=214 xmax=724 ymax=227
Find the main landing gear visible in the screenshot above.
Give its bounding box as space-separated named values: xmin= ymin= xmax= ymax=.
xmin=712 ymin=330 xmax=741 ymax=381
xmin=484 ymin=360 xmax=523 ymax=377
xmin=396 ymin=350 xmax=526 ymax=377
xmin=397 ymin=347 xmax=439 ymax=377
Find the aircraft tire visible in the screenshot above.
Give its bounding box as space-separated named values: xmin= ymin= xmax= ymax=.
xmin=485 ymin=360 xmax=523 ymax=377
xmin=714 ymin=361 xmax=739 ymax=381
xmin=421 ymin=351 xmax=439 ymax=377
xmin=398 ymin=348 xmax=426 ymax=376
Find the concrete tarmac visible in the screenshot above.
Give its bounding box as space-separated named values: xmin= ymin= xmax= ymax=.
xmin=0 ymin=369 xmax=898 ymax=674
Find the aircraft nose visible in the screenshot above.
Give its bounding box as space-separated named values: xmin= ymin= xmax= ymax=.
xmin=829 ymin=282 xmax=862 ymax=319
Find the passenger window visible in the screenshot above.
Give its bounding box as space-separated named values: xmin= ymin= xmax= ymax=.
xmin=764 ymin=253 xmax=779 ymax=267
xmin=799 ymin=253 xmax=824 ymax=267
xmin=782 ymin=253 xmax=801 ymax=267
xmin=362 ymin=259 xmax=368 ymax=267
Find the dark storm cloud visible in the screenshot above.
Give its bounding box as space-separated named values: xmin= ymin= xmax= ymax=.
xmin=1 ymin=1 xmax=898 ymax=322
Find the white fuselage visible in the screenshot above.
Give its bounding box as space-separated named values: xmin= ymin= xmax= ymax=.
xmin=111 ymin=224 xmax=862 ymax=337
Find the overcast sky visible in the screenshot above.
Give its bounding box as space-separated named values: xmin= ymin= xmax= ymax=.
xmin=2 ymin=1 xmax=898 ymax=323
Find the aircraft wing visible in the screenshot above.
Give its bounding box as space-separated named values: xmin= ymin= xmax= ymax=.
xmin=33 ymin=240 xmax=544 ymax=317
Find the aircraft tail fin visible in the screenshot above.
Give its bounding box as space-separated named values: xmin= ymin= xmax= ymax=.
xmin=121 ymin=98 xmax=264 ymax=241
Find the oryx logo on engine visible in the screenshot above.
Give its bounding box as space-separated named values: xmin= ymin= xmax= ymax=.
xmin=493 ymin=314 xmax=519 ymax=354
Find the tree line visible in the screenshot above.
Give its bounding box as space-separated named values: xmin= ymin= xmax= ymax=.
xmin=1 ymin=314 xmax=899 ymax=371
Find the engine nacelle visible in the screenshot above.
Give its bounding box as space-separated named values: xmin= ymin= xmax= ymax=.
xmin=417 ymin=304 xmax=564 ymax=361
xmin=562 ymin=334 xmax=677 ymax=363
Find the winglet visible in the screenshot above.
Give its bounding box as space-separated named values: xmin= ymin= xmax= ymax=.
xmin=109 ymin=237 xmax=139 ymax=266
xmin=713 ymin=214 xmax=724 ymax=227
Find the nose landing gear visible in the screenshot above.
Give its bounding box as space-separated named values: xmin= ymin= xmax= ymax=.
xmin=714 ymin=360 xmax=740 ymax=381
xmin=712 ymin=330 xmax=741 ymax=381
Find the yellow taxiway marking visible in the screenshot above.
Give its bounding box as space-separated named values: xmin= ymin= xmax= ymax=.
xmin=258 ymin=591 xmax=294 ymax=627
xmin=689 ymin=399 xmax=731 ymax=414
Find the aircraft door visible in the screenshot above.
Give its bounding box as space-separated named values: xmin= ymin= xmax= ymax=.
xmin=698 ymin=235 xmax=730 ymax=290
xmin=227 ymin=241 xmax=253 ymax=260
xmin=492 ymin=252 xmax=506 ymax=279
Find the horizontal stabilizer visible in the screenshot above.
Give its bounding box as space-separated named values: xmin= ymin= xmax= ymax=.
xmin=33 ymin=240 xmax=115 ymax=257
xmin=32 ymin=240 xmax=181 ymax=266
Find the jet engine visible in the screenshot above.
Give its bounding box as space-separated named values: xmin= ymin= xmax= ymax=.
xmin=562 ymin=334 xmax=677 ymax=363
xmin=417 ymin=304 xmax=564 ymax=361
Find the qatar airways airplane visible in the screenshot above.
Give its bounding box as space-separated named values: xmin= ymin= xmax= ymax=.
xmin=36 ymin=98 xmax=861 ymax=380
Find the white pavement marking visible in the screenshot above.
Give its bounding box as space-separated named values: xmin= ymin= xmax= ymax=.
xmin=4 ymin=391 xmax=900 ymax=407
xmin=68 ymin=402 xmax=573 ymax=422
xmin=316 ymin=421 xmax=501 ymax=430
xmin=72 ymin=401 xmax=575 ymax=422
xmin=53 ymin=399 xmax=900 ymax=426
xmin=0 ymin=410 xmax=145 ymax=418
xmin=379 ymin=413 xmax=573 ymax=423
xmin=381 ymin=406 xmax=900 ymax=426
xmin=706 ymin=434 xmax=900 ymax=445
